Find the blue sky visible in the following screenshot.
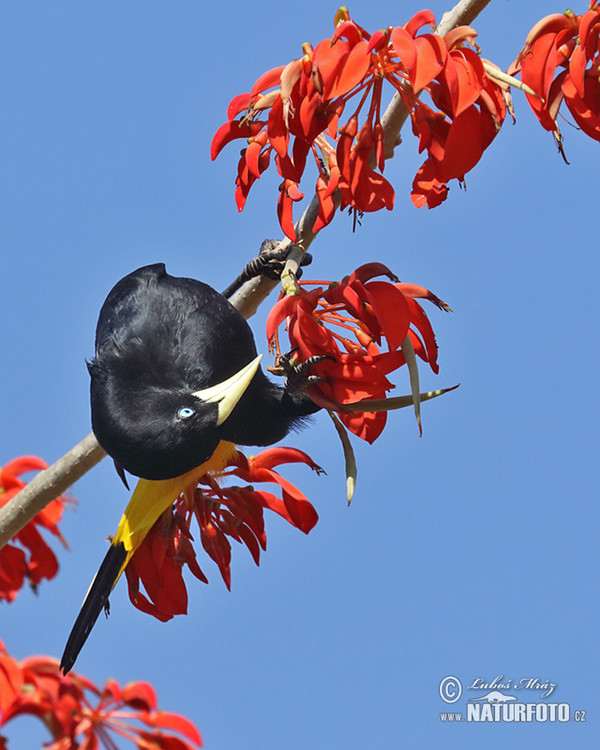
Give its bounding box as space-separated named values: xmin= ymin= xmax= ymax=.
xmin=1 ymin=1 xmax=599 ymax=748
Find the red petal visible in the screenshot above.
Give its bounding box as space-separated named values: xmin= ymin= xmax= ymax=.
xmin=133 ymin=730 xmax=199 ymax=749
xmin=362 ymin=281 xmax=411 ymax=351
xmin=373 ymin=350 xmax=407 ymax=374
xmin=17 ymin=525 xmax=59 ymax=585
xmin=210 ymin=121 xmax=266 ymax=160
xmin=244 ymin=141 xmax=264 ymax=180
xmin=294 ymin=301 xmax=337 ymax=354
xmin=313 ymin=38 xmax=349 ymax=100
xmin=291 ymin=138 xmax=310 ymax=179
xmin=577 ymin=9 xmax=600 ymax=52
xmin=266 ymin=294 xmax=300 ymax=343
xmin=250 ymin=65 xmax=286 ymax=96
xmin=0 ymin=545 xmax=26 ymax=602
xmin=411 ymin=159 xmax=448 ymax=208
xmin=298 ymin=90 xmax=320 ymax=139
xmin=322 ymin=162 xmax=340 ymax=199
xmin=348 ymin=159 xmax=395 ymax=212
xmin=436 ymin=104 xmax=484 ymax=181
xmin=396 ymin=283 xmax=450 ymax=311
xmin=443 ymin=25 xmax=478 ymax=51
xmin=252 ymin=490 xmax=296 ymax=526
xmin=327 ymin=39 xmax=371 ymax=99
xmin=199 ymin=524 xmax=232 ymax=589
xmin=407 ymin=298 xmax=439 ymax=373
xmin=349 ymin=262 xmax=398 ymax=284
xmin=339 ymin=410 xmax=387 ymax=443
xmin=563 ymin=74 xmax=600 ymax=142
xmin=121 ymin=681 xmax=157 ymax=711
xmin=332 ymin=20 xmax=363 ymax=48
xmin=441 ymin=48 xmax=486 ymax=117
xmin=0 ymin=651 xmax=25 ymax=713
xmin=277 ymin=181 xmax=302 ymax=241
xmin=250 ymin=446 xmax=321 ymax=472
xmin=142 ymin=711 xmax=203 ymax=746
xmin=324 ymin=282 xmax=371 ymax=331
xmin=313 ymin=176 xmax=337 ymax=233
xmin=521 ymin=12 xmax=577 ymax=49
xmin=226 ymin=92 xmax=253 ymax=121
xmin=127 ymin=532 xmax=188 ymax=620
xmin=286 ymin=181 xmax=304 ymax=201
xmin=336 ymin=116 xmax=357 ymax=180
xmin=236 ymin=522 xmax=262 ymax=566
xmin=520 ymin=33 xmax=566 ymax=131
xmin=267 ymin=95 xmax=289 ymax=159
xmin=391 ymin=26 xmax=417 ymax=76
xmin=2 ymin=456 xmax=47 ymax=478
xmin=255 ymin=468 xmax=318 ymax=533
xmin=405 ymin=10 xmax=436 ymax=38
xmin=412 ymin=34 xmax=447 ymax=92
xmin=568 ymin=44 xmax=587 ymax=99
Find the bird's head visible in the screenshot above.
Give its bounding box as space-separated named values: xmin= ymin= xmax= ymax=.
xmin=89 ymin=354 xmax=262 ymax=480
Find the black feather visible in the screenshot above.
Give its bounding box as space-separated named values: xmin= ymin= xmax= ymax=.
xmin=89 ymin=264 xmax=320 ymax=480
xmin=60 ymin=542 xmax=127 ymax=674
xmin=61 ymin=264 xmax=321 ymax=673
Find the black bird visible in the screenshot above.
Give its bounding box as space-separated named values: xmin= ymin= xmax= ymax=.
xmin=60 ymin=263 xmax=320 ymax=674
xmin=89 ymin=262 xmax=319 ymax=479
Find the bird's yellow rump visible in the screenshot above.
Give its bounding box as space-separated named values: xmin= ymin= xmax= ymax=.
xmin=111 ymin=439 xmax=238 ymax=583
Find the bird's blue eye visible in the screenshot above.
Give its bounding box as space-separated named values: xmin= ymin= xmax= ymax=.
xmin=177 ymin=406 xmax=195 ymax=420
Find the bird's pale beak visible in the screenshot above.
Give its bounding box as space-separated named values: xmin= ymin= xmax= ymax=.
xmin=192 ymin=354 xmax=262 ymax=425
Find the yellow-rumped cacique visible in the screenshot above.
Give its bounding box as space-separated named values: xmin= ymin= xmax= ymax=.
xmin=60 ymin=263 xmax=320 ymax=674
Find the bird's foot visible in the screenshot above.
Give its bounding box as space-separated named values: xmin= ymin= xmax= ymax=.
xmin=268 ymin=349 xmax=335 ymax=394
xmin=222 ymin=240 xmax=312 ymax=298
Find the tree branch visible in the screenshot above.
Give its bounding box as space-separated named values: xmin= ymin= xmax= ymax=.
xmin=438 ymin=0 xmax=493 ymax=34
xmin=0 ymin=433 xmax=106 ymax=549
xmin=0 ymin=0 xmax=493 ymax=550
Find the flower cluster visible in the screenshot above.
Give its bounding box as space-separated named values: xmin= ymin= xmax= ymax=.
xmin=125 ymin=447 xmax=321 ymax=621
xmin=0 ymin=639 xmax=202 ymax=749
xmin=267 ymin=263 xmax=449 ymax=443
xmin=509 ymin=5 xmax=600 ymax=148
xmin=211 ymin=8 xmax=509 ymax=236
xmin=0 ymin=457 xmax=69 ymax=602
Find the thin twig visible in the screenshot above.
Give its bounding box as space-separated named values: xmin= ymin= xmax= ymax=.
xmin=0 ymin=0 xmax=493 ymax=550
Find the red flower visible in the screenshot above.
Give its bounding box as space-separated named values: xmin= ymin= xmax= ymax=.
xmin=124 ymin=446 xmax=322 ymax=622
xmin=0 ymin=457 xmax=70 ymax=602
xmin=266 ymin=263 xmax=450 ymax=443
xmin=509 ymin=6 xmax=600 ymax=148
xmin=0 ymin=639 xmax=203 ymax=749
xmin=211 ymin=9 xmax=507 ymax=234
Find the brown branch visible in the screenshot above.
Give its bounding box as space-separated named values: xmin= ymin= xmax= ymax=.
xmin=0 ymin=0 xmax=493 ymax=550
xmin=438 ymin=0 xmax=494 ymax=34
xmin=0 ymin=433 xmax=106 ymax=549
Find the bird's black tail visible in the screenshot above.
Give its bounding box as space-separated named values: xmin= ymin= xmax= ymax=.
xmin=60 ymin=541 xmax=127 ymax=675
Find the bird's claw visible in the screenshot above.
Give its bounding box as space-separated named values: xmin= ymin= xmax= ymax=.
xmin=252 ymin=240 xmax=313 ymax=281
xmin=269 ymin=350 xmax=335 ymax=393
xmin=222 ymin=241 xmax=313 ymax=298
